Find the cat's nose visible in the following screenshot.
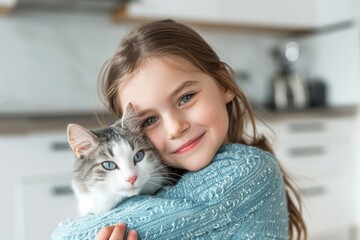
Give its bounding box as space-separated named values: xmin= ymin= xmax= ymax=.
xmin=127 ymin=176 xmax=138 ymax=185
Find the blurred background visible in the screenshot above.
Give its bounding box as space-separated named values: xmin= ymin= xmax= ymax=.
xmin=1 ymin=0 xmax=360 ymax=239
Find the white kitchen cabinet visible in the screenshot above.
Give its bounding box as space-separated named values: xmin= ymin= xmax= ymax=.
xmin=13 ymin=131 xmax=79 ymax=240
xmin=127 ymin=0 xmax=222 ymax=23
xmin=0 ymin=135 xmax=23 ymax=240
xmin=125 ymin=0 xmax=354 ymax=29
xmin=20 ymin=131 xmax=74 ymax=177
xmin=0 ymin=110 xmax=356 ymax=239
xmin=0 ymin=115 xmax=115 ymax=240
xmin=222 ymin=0 xmax=354 ymax=29
xmin=17 ymin=174 xmax=77 ymax=240
xmin=257 ymin=111 xmax=355 ymax=240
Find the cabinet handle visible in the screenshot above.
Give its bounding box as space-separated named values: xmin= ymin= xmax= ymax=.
xmin=51 ymin=185 xmax=73 ymax=196
xmin=300 ymin=186 xmax=326 ymax=197
xmin=288 ymin=146 xmax=325 ymax=157
xmin=50 ymin=142 xmax=71 ymax=151
xmin=287 ymin=122 xmax=325 ymax=133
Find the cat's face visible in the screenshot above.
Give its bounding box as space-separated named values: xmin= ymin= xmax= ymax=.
xmin=67 ymin=104 xmax=163 ymax=197
xmin=80 ymin=131 xmax=160 ymax=196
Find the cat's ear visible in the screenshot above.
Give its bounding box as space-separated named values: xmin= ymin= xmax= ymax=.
xmin=121 ymin=103 xmax=141 ymax=132
xmin=67 ymin=124 xmax=99 ymax=159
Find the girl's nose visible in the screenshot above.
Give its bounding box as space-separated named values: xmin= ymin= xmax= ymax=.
xmin=165 ymin=112 xmax=189 ymax=139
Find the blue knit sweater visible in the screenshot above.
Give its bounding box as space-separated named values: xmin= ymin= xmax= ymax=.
xmin=51 ymin=144 xmax=289 ymax=239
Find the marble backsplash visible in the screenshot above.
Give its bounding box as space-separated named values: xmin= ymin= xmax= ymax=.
xmin=0 ymin=8 xmax=359 ymax=115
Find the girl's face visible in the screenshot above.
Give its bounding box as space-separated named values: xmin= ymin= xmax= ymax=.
xmin=119 ymin=56 xmax=234 ymax=171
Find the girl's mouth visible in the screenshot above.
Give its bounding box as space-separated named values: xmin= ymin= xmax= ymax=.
xmin=173 ymin=132 xmax=206 ymax=154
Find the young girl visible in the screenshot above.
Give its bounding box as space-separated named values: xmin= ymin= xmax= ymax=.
xmin=52 ymin=19 xmax=306 ymax=240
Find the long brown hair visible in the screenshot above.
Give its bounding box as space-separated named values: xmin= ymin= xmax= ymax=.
xmin=99 ymin=19 xmax=307 ymax=239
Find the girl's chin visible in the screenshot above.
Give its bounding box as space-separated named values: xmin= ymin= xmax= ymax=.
xmin=172 ymin=156 xmax=212 ymax=171
xmin=185 ymin=161 xmax=211 ymax=171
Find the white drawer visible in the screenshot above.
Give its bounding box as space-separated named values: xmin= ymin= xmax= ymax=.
xmin=278 ymin=117 xmax=353 ymax=140
xmin=277 ymin=139 xmax=350 ymax=180
xmin=21 ymin=131 xmax=75 ymax=177
xmin=15 ymin=174 xmax=78 ymax=240
xmin=298 ymin=176 xmax=352 ymax=239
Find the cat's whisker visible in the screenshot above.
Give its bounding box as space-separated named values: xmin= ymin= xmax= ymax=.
xmin=149 ymin=171 xmax=179 ymax=183
xmin=146 ymin=180 xmax=171 ymax=190
xmin=147 ymin=177 xmax=177 ymax=187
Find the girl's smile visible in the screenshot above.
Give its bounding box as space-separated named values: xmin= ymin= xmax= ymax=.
xmin=119 ymin=56 xmax=234 ymax=171
xmin=172 ymin=132 xmax=206 ymax=154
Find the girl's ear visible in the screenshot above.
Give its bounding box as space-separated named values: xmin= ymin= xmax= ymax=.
xmin=67 ymin=124 xmax=98 ymax=158
xmin=224 ymin=89 xmax=235 ymax=103
xmin=121 ymin=102 xmax=142 ymax=132
xmin=218 ymin=64 xmax=235 ymax=103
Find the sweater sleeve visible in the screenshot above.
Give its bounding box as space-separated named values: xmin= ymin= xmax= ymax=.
xmin=51 ymin=144 xmax=287 ymax=240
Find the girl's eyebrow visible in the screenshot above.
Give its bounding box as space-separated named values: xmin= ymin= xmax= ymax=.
xmin=136 ymin=110 xmax=152 ymax=119
xmin=170 ymin=80 xmax=198 ymax=97
xmin=135 ymin=80 xmax=198 ymax=117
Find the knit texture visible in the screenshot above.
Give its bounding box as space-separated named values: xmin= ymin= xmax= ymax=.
xmin=51 ymin=144 xmax=289 ymax=239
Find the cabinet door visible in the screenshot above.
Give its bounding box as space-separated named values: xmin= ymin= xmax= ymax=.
xmin=0 ymin=135 xmax=24 ymax=240
xmin=300 ymin=176 xmax=353 ymax=239
xmin=126 ymin=0 xmax=354 ymax=29
xmin=17 ymin=174 xmax=78 ymax=240
xmin=22 ymin=131 xmax=75 ymax=177
xmin=14 ymin=131 xmax=78 ymax=239
xmin=127 ymin=0 xmax=222 ymax=23
xmin=277 ymin=117 xmax=353 ymax=178
xmin=275 ymin=116 xmax=355 ymax=239
xmin=223 ymin=0 xmax=354 ymax=29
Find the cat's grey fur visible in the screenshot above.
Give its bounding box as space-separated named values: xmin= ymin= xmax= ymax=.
xmin=67 ymin=105 xmax=168 ymax=216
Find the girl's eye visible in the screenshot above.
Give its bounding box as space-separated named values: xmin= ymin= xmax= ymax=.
xmin=101 ymin=161 xmax=118 ymax=171
xmin=179 ymin=93 xmax=194 ymax=106
xmin=143 ymin=117 xmax=158 ymax=127
xmin=133 ymin=150 xmax=145 ymax=164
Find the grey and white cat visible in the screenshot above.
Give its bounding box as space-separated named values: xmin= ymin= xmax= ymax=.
xmin=67 ymin=105 xmax=168 ymax=216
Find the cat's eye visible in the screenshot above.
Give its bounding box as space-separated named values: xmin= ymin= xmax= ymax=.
xmin=101 ymin=161 xmax=118 ymax=171
xmin=179 ymin=93 xmax=195 ymax=106
xmin=133 ymin=150 xmax=145 ymax=164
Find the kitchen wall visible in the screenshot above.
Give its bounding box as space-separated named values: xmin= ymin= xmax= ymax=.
xmin=0 ymin=9 xmax=128 ymax=114
xmin=298 ymin=25 xmax=360 ymax=106
xmin=0 ymin=8 xmax=288 ymax=114
xmin=1 ymin=9 xmax=359 ymax=114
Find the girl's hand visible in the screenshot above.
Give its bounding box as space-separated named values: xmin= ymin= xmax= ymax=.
xmin=95 ymin=223 xmax=138 ymax=240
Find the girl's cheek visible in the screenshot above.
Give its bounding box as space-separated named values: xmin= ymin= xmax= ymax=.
xmin=146 ymin=131 xmax=164 ymax=153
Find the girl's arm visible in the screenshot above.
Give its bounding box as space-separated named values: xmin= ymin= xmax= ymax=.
xmin=51 ymin=144 xmax=287 ymax=240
